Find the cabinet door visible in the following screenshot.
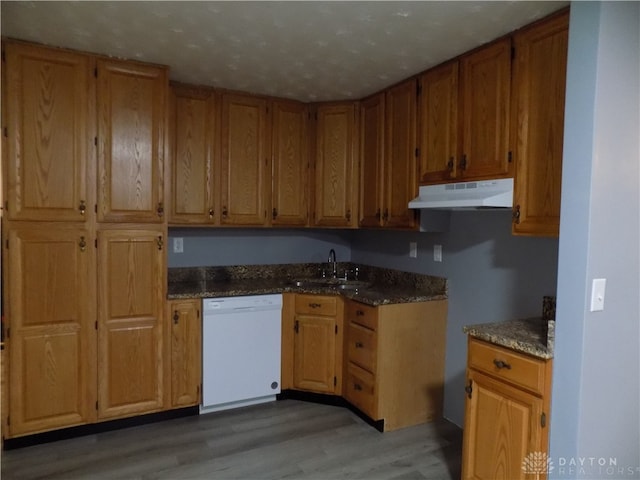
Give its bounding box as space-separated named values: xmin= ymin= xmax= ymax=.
xmin=168 ymin=299 xmax=201 ymax=408
xmin=169 ymin=85 xmax=216 ymax=224
xmin=359 ymin=93 xmax=385 ymax=228
xmin=512 ymin=12 xmax=569 ymax=237
xmin=419 ymin=61 xmax=459 ymax=184
xmin=220 ymin=93 xmax=269 ymax=225
xmin=460 ymin=39 xmax=512 ymax=180
xmin=313 ymin=103 xmax=358 ymax=227
xmin=293 ymin=315 xmax=336 ymax=393
xmin=4 ymin=42 xmax=93 ymax=222
xmin=7 ymin=225 xmax=96 ymax=436
xmin=97 ymin=59 xmax=167 ymax=223
xmin=271 ymin=100 xmax=308 ymax=226
xmin=97 ymin=229 xmax=165 ymax=419
xmin=384 ymin=80 xmax=417 ymax=228
xmin=462 ymin=370 xmax=545 ymax=480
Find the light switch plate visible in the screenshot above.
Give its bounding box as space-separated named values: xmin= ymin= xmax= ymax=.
xmin=409 ymin=242 xmax=417 ymax=258
xmin=434 ymin=244 xmax=442 ymax=262
xmin=590 ymin=278 xmax=606 ymax=312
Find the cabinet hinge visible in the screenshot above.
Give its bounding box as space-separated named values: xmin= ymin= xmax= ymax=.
xmin=3 ymin=127 xmax=7 ymax=138
xmin=335 ymin=325 xmax=338 ymax=335
xmin=541 ymin=412 xmax=547 ymax=428
xmin=96 ymin=401 xmax=99 ymax=411
xmin=415 ymin=148 xmax=420 ymax=158
xmin=94 ymin=238 xmax=98 ymax=248
xmin=416 ymin=82 xmax=422 ymax=96
xmin=94 ymin=137 xmax=97 ymax=146
xmin=197 ymin=309 xmax=200 ymax=319
xmin=94 ymin=204 xmax=97 ymax=214
xmin=508 ymin=151 xmax=513 ymax=163
xmin=95 ymin=321 xmax=98 ymax=330
xmin=511 ymin=46 xmax=516 ymax=60
xmin=94 ymin=67 xmax=98 ymax=78
xmin=334 ymin=376 xmax=337 ymax=387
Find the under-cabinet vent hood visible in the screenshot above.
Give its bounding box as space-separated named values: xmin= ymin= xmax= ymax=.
xmin=409 ymin=178 xmax=514 ymax=210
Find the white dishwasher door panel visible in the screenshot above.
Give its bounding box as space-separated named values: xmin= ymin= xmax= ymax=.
xmin=202 ymin=306 xmax=281 ymax=411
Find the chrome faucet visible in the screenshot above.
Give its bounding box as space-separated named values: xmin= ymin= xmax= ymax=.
xmin=327 ymin=249 xmax=337 ymax=278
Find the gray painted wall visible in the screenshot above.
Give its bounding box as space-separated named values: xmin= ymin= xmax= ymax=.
xmin=167 ymin=228 xmax=353 ymax=267
xmin=351 ymin=210 xmax=559 ymax=427
xmin=550 ymin=2 xmax=640 ymax=476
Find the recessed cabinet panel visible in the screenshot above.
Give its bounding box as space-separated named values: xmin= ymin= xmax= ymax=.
xmin=4 ymin=42 xmax=92 ymax=221
xmin=97 ymin=59 xmax=167 ymax=223
xmin=271 ymin=100 xmax=308 ymax=226
xmin=220 ymin=94 xmax=269 ymax=225
xmin=170 ymin=86 xmax=216 ymax=224
xmin=293 ymin=315 xmax=336 ymax=393
xmin=359 ymin=94 xmax=385 ymax=227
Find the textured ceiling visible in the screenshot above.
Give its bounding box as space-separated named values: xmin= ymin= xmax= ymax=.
xmin=1 ymin=1 xmax=568 ymax=102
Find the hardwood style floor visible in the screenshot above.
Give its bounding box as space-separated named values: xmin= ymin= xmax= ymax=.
xmin=1 ymin=400 xmax=462 ymax=480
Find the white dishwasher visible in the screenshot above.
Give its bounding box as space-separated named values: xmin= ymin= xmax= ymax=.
xmin=200 ymin=294 xmax=282 ymax=414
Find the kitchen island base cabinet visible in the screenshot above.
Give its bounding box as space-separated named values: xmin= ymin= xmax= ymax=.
xmin=462 ymin=338 xmax=553 ymax=480
xmin=344 ymin=299 xmax=448 ymax=432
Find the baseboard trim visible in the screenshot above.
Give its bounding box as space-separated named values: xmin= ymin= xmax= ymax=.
xmin=3 ymin=406 xmax=199 ymax=450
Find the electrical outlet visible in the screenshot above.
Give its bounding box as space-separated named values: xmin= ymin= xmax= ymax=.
xmin=409 ymin=242 xmax=417 ymax=258
xmin=173 ymin=237 xmax=184 ymax=254
xmin=434 ymin=244 xmax=442 ymax=262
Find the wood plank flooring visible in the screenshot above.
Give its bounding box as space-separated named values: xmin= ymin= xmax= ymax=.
xmin=1 ymin=400 xmax=462 ymax=479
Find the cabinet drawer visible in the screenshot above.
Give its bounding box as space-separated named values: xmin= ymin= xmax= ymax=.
xmin=345 ymin=363 xmax=377 ymax=419
xmin=295 ymin=294 xmax=337 ymax=316
xmin=346 ymin=301 xmax=377 ymax=330
xmin=468 ymin=338 xmax=547 ymax=395
xmin=347 ymin=323 xmax=377 ymax=373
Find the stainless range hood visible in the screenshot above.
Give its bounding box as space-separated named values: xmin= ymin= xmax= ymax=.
xmin=409 ymin=178 xmax=514 ymax=210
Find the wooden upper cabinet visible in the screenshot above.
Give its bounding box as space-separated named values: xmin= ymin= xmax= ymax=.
xmin=3 ymin=42 xmax=94 ymax=222
xmin=359 ymin=93 xmax=385 ymax=228
xmin=271 ymin=100 xmax=309 ymax=226
xmin=384 ymin=79 xmax=417 ymax=229
xmin=460 ymin=38 xmax=512 ymax=180
xmin=313 ymin=103 xmax=358 ymax=228
xmin=169 ymin=85 xmax=217 ymax=224
xmin=511 ymin=11 xmax=569 ymax=237
xmin=97 ymin=59 xmax=167 ymax=223
xmin=97 ymin=228 xmax=165 ymax=419
xmin=220 ymin=93 xmax=269 ymax=225
xmin=7 ymin=225 xmax=96 ymax=436
xmin=419 ymin=61 xmax=459 ymax=183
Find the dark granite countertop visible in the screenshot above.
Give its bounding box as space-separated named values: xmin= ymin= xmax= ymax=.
xmin=463 ymin=318 xmax=554 ymax=359
xmin=168 ymin=263 xmax=448 ymax=307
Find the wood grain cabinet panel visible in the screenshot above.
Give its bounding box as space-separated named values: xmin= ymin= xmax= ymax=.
xmin=359 ymin=93 xmax=385 ymax=228
xmin=97 ymin=59 xmax=167 ymax=223
xmin=418 ymin=61 xmax=459 ymax=183
xmin=460 ymin=38 xmax=512 ymax=180
xmin=97 ymin=228 xmax=165 ymax=419
xmin=271 ymin=100 xmax=309 ymax=226
xmin=462 ymin=338 xmax=553 ymax=480
xmin=511 ymin=11 xmax=569 ymax=237
xmin=169 ymin=85 xmax=217 ymax=224
xmin=312 ymin=103 xmax=358 ymax=228
xmin=167 ymin=299 xmax=201 ymax=408
xmin=3 ymin=42 xmax=93 ymax=222
xmin=7 ymin=225 xmax=96 ymax=436
xmin=220 ymin=93 xmax=269 ymax=225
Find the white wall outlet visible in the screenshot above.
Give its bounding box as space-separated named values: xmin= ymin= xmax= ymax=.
xmin=434 ymin=244 xmax=443 ymax=262
xmin=173 ymin=237 xmax=184 ymax=254
xmin=409 ymin=242 xmax=417 ymax=258
xmin=590 ymin=278 xmax=606 ymax=312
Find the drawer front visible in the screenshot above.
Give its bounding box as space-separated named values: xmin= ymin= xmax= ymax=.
xmin=346 ymin=301 xmax=377 ymax=331
xmin=468 ymin=338 xmax=547 ymax=395
xmin=345 ymin=363 xmax=377 ymax=419
xmin=347 ymin=323 xmax=377 ymax=373
xmin=295 ymin=294 xmax=337 ymax=316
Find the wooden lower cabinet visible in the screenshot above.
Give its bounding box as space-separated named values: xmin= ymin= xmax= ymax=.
xmin=344 ymin=299 xmax=448 ymax=431
xmin=97 ymin=228 xmax=165 ymax=420
xmin=285 ymin=294 xmax=344 ymax=395
xmin=167 ymin=299 xmax=202 ymax=408
xmin=5 ymin=224 xmax=97 ymax=437
xmin=462 ymin=338 xmax=552 ymax=480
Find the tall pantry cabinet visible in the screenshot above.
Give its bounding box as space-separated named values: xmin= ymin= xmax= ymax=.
xmin=1 ymin=40 xmax=168 ymax=438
